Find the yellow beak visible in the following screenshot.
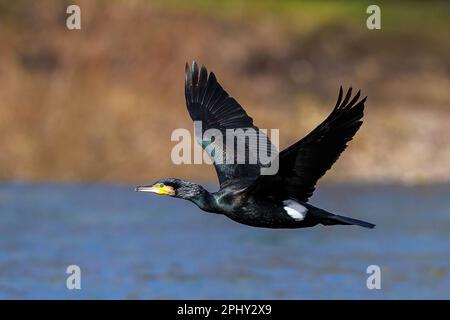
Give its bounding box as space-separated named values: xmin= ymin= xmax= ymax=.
xmin=135 ymin=184 xmax=175 ymax=196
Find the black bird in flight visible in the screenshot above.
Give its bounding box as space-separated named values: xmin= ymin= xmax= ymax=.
xmin=136 ymin=62 xmax=375 ymax=229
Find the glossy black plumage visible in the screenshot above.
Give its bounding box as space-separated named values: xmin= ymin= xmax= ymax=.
xmin=247 ymin=86 xmax=365 ymax=203
xmin=136 ymin=62 xmax=375 ymax=229
xmin=184 ymin=62 xmax=276 ymax=186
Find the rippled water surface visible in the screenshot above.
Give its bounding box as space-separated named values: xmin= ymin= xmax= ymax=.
xmin=0 ymin=182 xmax=449 ymax=299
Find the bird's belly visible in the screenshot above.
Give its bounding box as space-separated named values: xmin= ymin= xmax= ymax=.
xmin=223 ymin=201 xmax=318 ymax=229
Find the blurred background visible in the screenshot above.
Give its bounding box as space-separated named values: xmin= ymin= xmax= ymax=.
xmin=1 ymin=0 xmax=449 ymax=184
xmin=0 ymin=0 xmax=449 ymax=299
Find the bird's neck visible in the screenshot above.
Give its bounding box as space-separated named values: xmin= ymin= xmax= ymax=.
xmin=188 ymin=189 xmax=217 ymax=213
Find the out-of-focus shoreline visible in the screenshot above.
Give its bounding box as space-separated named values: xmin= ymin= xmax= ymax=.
xmin=0 ymin=0 xmax=449 ymax=184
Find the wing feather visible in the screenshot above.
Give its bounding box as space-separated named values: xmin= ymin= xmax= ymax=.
xmin=247 ymin=87 xmax=365 ymax=202
xmin=184 ymin=62 xmax=276 ymax=186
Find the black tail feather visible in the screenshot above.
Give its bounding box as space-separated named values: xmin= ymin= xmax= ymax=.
xmin=317 ymin=209 xmax=375 ymax=229
xmin=326 ymin=214 xmax=375 ymax=229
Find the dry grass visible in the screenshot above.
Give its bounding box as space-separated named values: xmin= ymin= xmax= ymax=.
xmin=0 ymin=0 xmax=449 ymax=184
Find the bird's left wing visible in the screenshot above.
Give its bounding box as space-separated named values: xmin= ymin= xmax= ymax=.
xmin=246 ymin=87 xmax=365 ymax=202
xmin=184 ymin=61 xmax=276 ymax=187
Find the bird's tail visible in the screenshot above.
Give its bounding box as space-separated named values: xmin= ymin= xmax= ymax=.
xmin=316 ymin=209 xmax=375 ymax=229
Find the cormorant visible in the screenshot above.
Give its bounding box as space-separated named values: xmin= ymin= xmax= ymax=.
xmin=136 ymin=62 xmax=375 ymax=229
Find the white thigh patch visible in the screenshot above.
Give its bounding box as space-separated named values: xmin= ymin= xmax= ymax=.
xmin=283 ymin=200 xmax=307 ymax=221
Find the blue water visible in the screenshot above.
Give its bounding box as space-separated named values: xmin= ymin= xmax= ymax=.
xmin=0 ymin=182 xmax=449 ymax=299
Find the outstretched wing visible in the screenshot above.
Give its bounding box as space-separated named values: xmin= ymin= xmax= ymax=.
xmin=247 ymin=87 xmax=365 ymax=202
xmin=184 ymin=61 xmax=277 ymax=187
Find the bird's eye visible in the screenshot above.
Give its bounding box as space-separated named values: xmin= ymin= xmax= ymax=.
xmin=159 ymin=183 xmax=164 ymax=188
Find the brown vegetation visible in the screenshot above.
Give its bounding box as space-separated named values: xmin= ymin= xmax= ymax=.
xmin=0 ymin=0 xmax=449 ymax=184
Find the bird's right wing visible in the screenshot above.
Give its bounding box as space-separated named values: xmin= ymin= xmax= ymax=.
xmin=246 ymin=87 xmax=366 ymax=202
xmin=184 ymin=62 xmax=277 ymax=187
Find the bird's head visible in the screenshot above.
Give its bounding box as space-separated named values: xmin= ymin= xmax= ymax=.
xmin=135 ymin=178 xmax=206 ymax=200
